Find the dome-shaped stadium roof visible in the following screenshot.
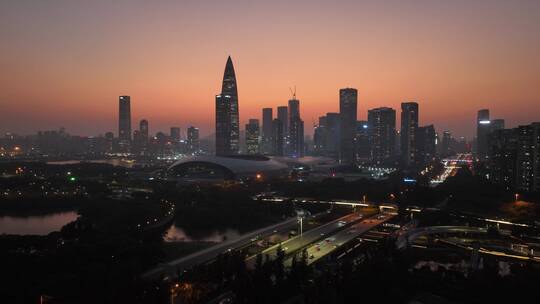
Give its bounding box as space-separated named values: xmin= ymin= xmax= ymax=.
xmin=168 ymin=155 xmax=289 ymax=179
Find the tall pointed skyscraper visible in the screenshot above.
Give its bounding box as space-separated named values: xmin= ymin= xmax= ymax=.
xmin=215 ymin=56 xmax=240 ymax=155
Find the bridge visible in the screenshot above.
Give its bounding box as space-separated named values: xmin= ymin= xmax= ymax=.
xmin=396 ymin=226 xmax=487 ymax=250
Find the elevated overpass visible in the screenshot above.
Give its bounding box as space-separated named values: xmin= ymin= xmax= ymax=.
xmin=396 ymin=226 xmax=487 ymax=250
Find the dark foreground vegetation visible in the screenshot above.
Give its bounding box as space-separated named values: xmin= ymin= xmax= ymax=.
xmin=1 ymin=162 xmax=540 ymax=303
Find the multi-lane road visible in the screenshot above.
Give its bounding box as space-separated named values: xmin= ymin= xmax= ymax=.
xmin=142 ymin=216 xmax=302 ymax=280
xmin=246 ymin=212 xmax=365 ymax=268
xmin=143 ymin=209 xmax=393 ymax=281
xmin=294 ymin=213 xmax=396 ymax=265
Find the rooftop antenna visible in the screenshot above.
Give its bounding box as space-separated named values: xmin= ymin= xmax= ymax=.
xmin=289 ymin=86 xmax=296 ymax=100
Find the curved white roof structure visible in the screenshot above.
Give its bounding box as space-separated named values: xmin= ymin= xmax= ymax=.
xmin=168 ymin=155 xmax=289 ymax=180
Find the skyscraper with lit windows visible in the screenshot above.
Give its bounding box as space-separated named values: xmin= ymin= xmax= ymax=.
xmin=401 ymin=102 xmax=419 ymax=167
xmin=215 ymin=56 xmax=240 ymax=155
xmin=339 ymin=88 xmax=358 ymax=164
xmin=118 ymin=95 xmax=131 ymax=151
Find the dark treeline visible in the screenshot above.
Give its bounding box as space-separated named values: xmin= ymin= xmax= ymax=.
xmin=169 ymin=184 xmax=296 ymax=234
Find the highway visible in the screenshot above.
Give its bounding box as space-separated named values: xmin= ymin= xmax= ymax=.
xmin=296 ymin=213 xmax=396 ymax=265
xmin=142 ymin=216 xmax=302 ymax=281
xmin=396 ymin=225 xmax=488 ymax=250
xmin=430 ymin=153 xmax=472 ymax=186
xmin=245 ymin=211 xmax=365 ymax=268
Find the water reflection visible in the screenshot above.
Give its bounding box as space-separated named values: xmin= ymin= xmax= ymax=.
xmin=164 ymin=225 xmax=241 ymax=243
xmin=46 ymin=159 xmax=135 ymax=168
xmin=0 ymin=211 xmax=78 ymax=235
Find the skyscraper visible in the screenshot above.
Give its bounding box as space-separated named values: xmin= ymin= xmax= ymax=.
xmin=488 ymin=128 xmax=519 ymax=190
xmin=516 ymin=123 xmax=540 ymax=192
xmin=367 ymin=107 xmax=396 ymax=164
xmin=215 ymin=56 xmax=240 ymax=155
xmin=140 ymin=119 xmax=149 ymax=143
xmin=487 ymin=122 xmax=540 ymax=192
xmin=272 ymin=118 xmax=284 ymax=156
xmin=187 ymin=126 xmax=199 ymax=154
xmin=262 ymin=108 xmax=273 ymax=154
xmin=277 ymin=106 xmax=288 ymax=153
xmin=170 ymin=127 xmax=181 ymax=142
xmin=441 ymin=131 xmax=452 ymax=157
xmin=416 ymin=125 xmax=436 ymax=164
xmin=339 ymin=88 xmax=358 ymax=164
xmin=118 ymin=96 xmax=131 ymax=150
xmin=313 ymin=124 xmax=326 ymax=155
xmin=289 ymin=97 xmax=304 ymax=157
xmin=137 ymin=119 xmax=149 ymax=155
xmin=245 ymin=119 xmax=260 ymax=155
xmin=491 ymin=119 xmax=505 ymax=132
xmin=401 ymin=102 xmax=419 ymax=167
xmin=476 ymin=109 xmax=490 ymax=160
xmin=355 ymin=120 xmax=370 ymax=162
xmin=325 ymin=113 xmax=340 ymax=159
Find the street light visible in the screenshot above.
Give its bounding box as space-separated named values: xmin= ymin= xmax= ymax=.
xmin=515 ymin=193 xmax=519 ymax=202
xmin=298 ymin=217 xmax=303 ymax=237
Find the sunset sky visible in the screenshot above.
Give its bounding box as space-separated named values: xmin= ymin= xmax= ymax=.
xmin=1 ymin=0 xmax=539 ymax=139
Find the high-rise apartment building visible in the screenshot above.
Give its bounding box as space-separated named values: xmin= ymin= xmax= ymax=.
xmin=401 ymin=102 xmax=419 ymax=167
xmin=355 ymin=120 xmax=370 ymax=162
xmin=416 ymin=125 xmax=436 ymax=164
xmin=187 ymin=126 xmax=199 ymax=154
xmin=367 ymin=107 xmax=396 ymax=164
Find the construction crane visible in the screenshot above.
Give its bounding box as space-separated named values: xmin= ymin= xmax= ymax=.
xmin=289 ymin=86 xmax=296 ymax=100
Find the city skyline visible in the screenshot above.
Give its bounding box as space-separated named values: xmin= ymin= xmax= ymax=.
xmin=2 ymin=1 xmax=540 ymax=138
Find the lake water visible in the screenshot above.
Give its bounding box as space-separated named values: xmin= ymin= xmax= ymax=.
xmin=46 ymin=159 xmax=135 ymax=168
xmin=163 ymin=225 xmax=241 ymax=243
xmin=0 ymin=211 xmax=78 ymax=235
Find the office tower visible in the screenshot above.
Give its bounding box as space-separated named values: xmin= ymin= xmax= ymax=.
xmin=491 ymin=119 xmax=505 ymax=131
xmin=401 ymin=102 xmax=419 ymax=167
xmin=140 ymin=120 xmax=149 ymax=143
xmin=355 ymin=120 xmax=370 ymax=162
xmin=245 ymin=119 xmax=260 ymax=155
xmin=154 ymin=131 xmax=167 ymax=156
xmin=416 ymin=125 xmax=436 ymax=164
xmin=289 ymin=96 xmax=304 ymax=157
xmin=262 ymin=108 xmax=273 ymax=154
xmin=132 ymin=130 xmax=142 ymax=154
xmin=105 ymin=132 xmax=114 ymax=152
xmin=118 ymin=96 xmax=131 ymax=150
xmin=215 ymin=56 xmax=239 ymax=155
xmin=339 ymin=88 xmax=358 ymax=164
xmin=441 ymin=131 xmax=452 ymax=157
xmin=324 ymin=113 xmax=340 ymax=158
xmin=367 ymin=107 xmax=396 ymax=164
xmin=272 ymin=118 xmax=284 ymax=156
xmin=476 ymin=109 xmax=490 ymax=160
xmin=277 ymin=106 xmax=288 ymax=153
xmin=313 ymin=125 xmax=326 ymax=155
xmin=187 ymin=126 xmax=200 ymax=154
xmin=170 ymin=127 xmax=181 ymax=142
xmin=314 ymin=115 xmax=330 ymax=156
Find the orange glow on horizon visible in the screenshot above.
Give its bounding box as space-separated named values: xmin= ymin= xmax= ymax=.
xmin=1 ymin=1 xmax=539 ymax=138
